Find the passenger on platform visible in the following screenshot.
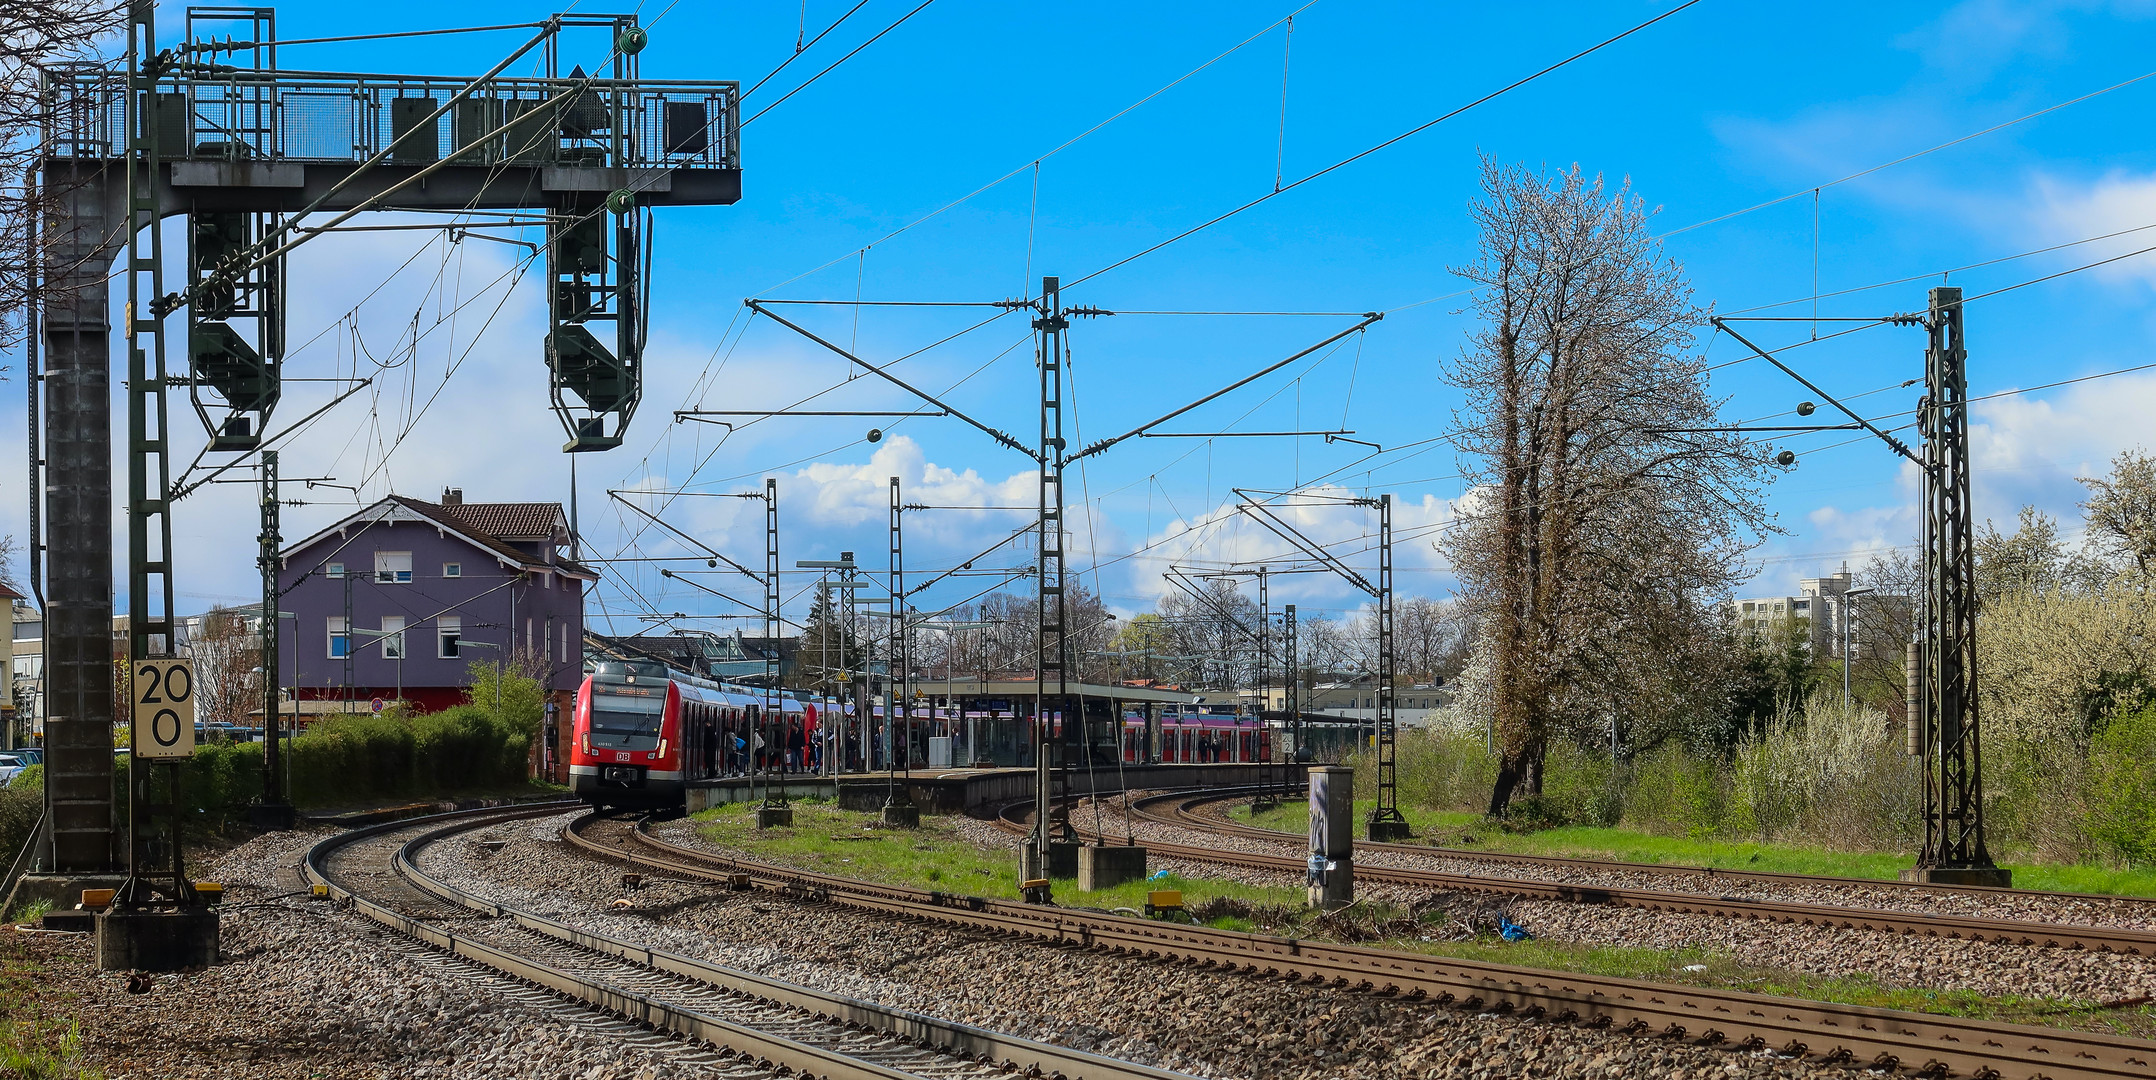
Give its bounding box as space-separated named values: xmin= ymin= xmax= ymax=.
xmin=787 ymin=722 xmax=806 ymax=774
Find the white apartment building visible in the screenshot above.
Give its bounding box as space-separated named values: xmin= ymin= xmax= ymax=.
xmin=1731 ymin=566 xmax=1904 ymax=661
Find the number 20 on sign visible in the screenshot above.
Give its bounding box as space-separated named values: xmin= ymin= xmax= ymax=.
xmin=134 ymin=659 xmax=196 ymax=759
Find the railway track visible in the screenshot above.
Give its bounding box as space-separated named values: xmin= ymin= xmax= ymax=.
xmin=572 ymin=807 xmax=2156 ymax=1080
xmin=1057 ymin=787 xmax=2156 ymax=955
xmin=1159 ymin=784 xmax=2156 ymax=911
xmin=306 ymin=804 xmax=1200 ymax=1080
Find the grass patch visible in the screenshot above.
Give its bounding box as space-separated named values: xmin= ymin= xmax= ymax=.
xmin=7 ymin=900 xmax=53 ymax=925
xmin=0 ymin=933 xmax=101 ymax=1079
xmin=691 ymin=800 xmax=1306 ymax=922
xmin=1233 ymin=800 xmax=2156 ymax=899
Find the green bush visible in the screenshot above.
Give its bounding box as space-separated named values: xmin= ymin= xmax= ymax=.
xmin=2085 ymin=705 xmax=2156 ymax=864
xmin=1622 ymin=744 xmax=1729 ymax=837
xmin=0 ymin=771 xmax=42 ymax=871
xmin=1391 ymin=728 xmax=1500 ymax=813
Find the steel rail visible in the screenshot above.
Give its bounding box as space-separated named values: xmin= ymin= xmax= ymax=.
xmin=1078 ymin=788 xmax=2156 ymax=956
xmin=573 ymin=811 xmax=2156 ymax=1080
xmin=1148 ymin=786 xmax=2156 ymax=909
xmin=307 ymin=805 xmax=1191 ymax=1080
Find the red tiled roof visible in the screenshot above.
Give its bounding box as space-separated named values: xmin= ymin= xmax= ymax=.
xmin=386 ymin=497 xmax=593 ymax=580
xmin=433 ymin=502 xmax=563 ymax=541
xmin=0 ymin=581 xmax=23 ymax=600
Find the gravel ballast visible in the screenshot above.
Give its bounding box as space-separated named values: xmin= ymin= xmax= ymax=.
xmin=413 ymin=809 xmax=1872 ymax=1080
xmin=17 ymin=827 xmax=771 ymax=1080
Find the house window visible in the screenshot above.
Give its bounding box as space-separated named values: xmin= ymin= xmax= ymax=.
xmin=326 ymin=562 xmax=345 ymax=579
xmin=439 ymin=616 xmax=462 ymax=658
xmin=381 ymin=616 xmax=406 ymax=659
xmin=328 ymin=618 xmax=349 ymax=659
xmin=375 ymin=551 xmax=413 ymax=583
xmin=442 ymin=562 xmax=462 ymax=579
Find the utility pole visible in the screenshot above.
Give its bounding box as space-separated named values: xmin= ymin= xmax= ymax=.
xmin=253 ymin=451 xmax=293 ymax=828
xmin=1371 ymin=493 xmax=1407 ymax=840
xmin=1906 ymin=286 xmax=2007 ymax=887
xmin=1841 ymin=586 xmax=1873 ymax=710
xmin=1283 ymin=604 xmax=1298 ymax=769
xmin=884 ymin=478 xmax=918 ymax=825
xmin=755 ymin=478 xmax=790 ymax=827
xmin=1236 ymin=491 xmax=1407 ymax=839
xmin=1029 ymin=276 xmax=1073 ymax=888
xmin=1253 ymin=567 xmax=1275 ymax=811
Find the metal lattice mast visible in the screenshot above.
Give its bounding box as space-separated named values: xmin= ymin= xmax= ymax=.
xmin=1031 ymin=276 xmax=1072 ymax=875
xmin=1912 ymin=286 xmax=1999 ymax=880
xmin=259 ymin=450 xmax=285 ymax=809
xmin=1370 ymin=493 xmax=1407 ymax=839
xmin=762 ymin=477 xmax=785 ymax=811
xmin=1283 ymin=604 xmax=1298 ymax=764
xmin=888 ymin=476 xmax=914 ymax=808
xmin=1255 ymin=566 xmax=1274 ymax=807
xmin=121 ymin=0 xmax=191 ymax=905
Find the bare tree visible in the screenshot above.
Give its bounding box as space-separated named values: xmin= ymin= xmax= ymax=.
xmin=0 ymin=532 xmax=20 ymax=595
xmin=187 ymin=607 xmax=261 ymax=726
xmin=2 ymin=2 xmax=126 ymax=363
xmin=1441 ymin=160 xmax=1772 ymax=817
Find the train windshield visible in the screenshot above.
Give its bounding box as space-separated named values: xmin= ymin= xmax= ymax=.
xmin=590 ymin=688 xmax=665 ymax=738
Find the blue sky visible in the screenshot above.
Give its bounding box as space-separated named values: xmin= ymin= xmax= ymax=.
xmin=12 ymin=0 xmax=2156 ymax=631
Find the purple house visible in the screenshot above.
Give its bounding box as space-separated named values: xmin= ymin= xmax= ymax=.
xmin=278 ymin=490 xmax=597 ymax=720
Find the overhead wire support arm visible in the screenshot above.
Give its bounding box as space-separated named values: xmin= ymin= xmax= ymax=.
xmin=1139 ymin=429 xmax=1353 ymax=439
xmin=605 ymin=490 xmax=763 ymax=583
xmin=744 ymin=299 xmax=1036 ymax=459
xmin=657 ymin=568 xmax=765 ymax=615
xmin=1709 ymin=317 xmax=1923 ymax=466
xmin=1234 ymin=493 xmax=1377 ymax=596
xmin=1066 ymin=314 xmax=1381 ymax=462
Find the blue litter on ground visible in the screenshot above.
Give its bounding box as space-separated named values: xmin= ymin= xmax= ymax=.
xmin=1498 ymin=916 xmax=1534 ymax=942
xmin=1147 ymin=869 xmax=1172 ymax=881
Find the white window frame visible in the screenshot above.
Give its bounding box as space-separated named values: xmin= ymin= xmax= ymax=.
xmin=381 ymin=616 xmax=407 ymax=659
xmin=442 ymin=562 xmax=462 ymax=579
xmin=325 ymin=562 xmax=345 ymax=579
xmin=327 ymin=617 xmax=349 ymax=659
xmin=439 ymin=616 xmax=462 ymax=659
xmin=374 ymin=550 xmax=413 ymax=583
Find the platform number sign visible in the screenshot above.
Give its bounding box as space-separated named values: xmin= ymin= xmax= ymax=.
xmin=134 ymin=659 xmax=196 ymax=759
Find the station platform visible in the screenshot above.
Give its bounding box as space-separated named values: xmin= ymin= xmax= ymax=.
xmin=685 ymin=762 xmax=1305 ymax=815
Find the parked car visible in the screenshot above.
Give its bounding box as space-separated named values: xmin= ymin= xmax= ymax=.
xmin=0 ymin=753 xmax=25 ymax=787
xmin=5 ymin=748 xmax=41 ymax=766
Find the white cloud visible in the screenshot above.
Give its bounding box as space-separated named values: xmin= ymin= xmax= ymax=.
xmin=2025 ymin=170 xmax=2156 ymax=288
xmin=1118 ymin=485 xmax=1456 ymax=616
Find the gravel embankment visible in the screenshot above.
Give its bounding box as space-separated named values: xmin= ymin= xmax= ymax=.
xmin=22 ymin=827 xmax=761 ymax=1080
xmin=420 ymin=810 xmax=1866 ymax=1080
xmin=1082 ymin=795 xmax=2156 ymax=1003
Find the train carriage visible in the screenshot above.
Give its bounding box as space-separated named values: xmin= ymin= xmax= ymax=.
xmin=572 ymin=660 xmax=816 ymax=809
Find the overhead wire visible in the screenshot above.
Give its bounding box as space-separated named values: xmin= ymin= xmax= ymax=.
xmin=1066 ymin=0 xmax=1706 ymax=288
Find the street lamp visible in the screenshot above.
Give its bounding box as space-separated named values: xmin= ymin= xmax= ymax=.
xmin=1841 ymin=587 xmax=1876 ymax=708
xmin=347 ymin=626 xmax=407 ymax=705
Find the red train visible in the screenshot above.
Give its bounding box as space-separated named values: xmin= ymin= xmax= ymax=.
xmin=571 ymin=660 xmax=821 ymax=809
xmin=1123 ymin=711 xmax=1271 ymax=764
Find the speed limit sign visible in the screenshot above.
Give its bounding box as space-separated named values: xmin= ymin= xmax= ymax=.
xmin=134 ymin=658 xmax=196 ymax=759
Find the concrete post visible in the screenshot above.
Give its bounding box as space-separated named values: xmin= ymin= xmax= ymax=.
xmin=1307 ymin=765 xmax=1353 ymax=909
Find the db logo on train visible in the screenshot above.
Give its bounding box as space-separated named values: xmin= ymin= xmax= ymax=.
xmin=133 ymin=658 xmax=197 ymax=760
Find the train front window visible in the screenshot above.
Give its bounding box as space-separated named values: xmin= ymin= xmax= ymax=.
xmin=590 ymin=689 xmax=664 ymax=744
